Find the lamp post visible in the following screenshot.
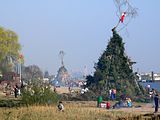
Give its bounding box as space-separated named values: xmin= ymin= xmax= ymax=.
xmin=19 ymin=63 xmax=22 ymax=83
xmin=18 ymin=54 xmax=23 ymax=83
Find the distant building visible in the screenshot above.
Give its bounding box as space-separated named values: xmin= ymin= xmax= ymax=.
xmin=154 ymin=73 xmax=160 ymax=81
xmin=140 ymin=73 xmax=152 ymax=81
xmin=139 ymin=72 xmax=160 ymax=82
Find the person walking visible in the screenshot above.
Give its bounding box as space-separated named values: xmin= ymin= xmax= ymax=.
xmin=154 ymin=93 xmax=159 ymax=113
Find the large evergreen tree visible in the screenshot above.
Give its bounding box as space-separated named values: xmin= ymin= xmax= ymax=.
xmin=87 ymin=31 xmax=140 ymax=98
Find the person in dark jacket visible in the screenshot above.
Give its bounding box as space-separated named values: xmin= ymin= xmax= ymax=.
xmin=14 ymin=85 xmax=18 ymax=98
xmin=154 ymin=94 xmax=159 ymax=113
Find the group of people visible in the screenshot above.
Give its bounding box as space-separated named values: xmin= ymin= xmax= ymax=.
xmin=97 ymin=95 xmax=132 ymax=109
xmin=97 ymin=87 xmax=159 ymax=113
xmin=57 ymin=87 xmax=159 ymax=113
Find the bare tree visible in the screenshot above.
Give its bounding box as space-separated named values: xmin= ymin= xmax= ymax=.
xmin=22 ymin=65 xmax=43 ymax=84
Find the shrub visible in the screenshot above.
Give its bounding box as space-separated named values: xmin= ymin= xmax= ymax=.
xmin=21 ymin=85 xmax=59 ymax=105
xmin=0 ymin=100 xmax=21 ymax=107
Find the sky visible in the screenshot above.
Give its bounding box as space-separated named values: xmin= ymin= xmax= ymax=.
xmin=0 ymin=0 xmax=160 ymax=75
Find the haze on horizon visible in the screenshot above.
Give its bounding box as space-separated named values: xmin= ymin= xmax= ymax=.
xmin=0 ymin=0 xmax=160 ymax=75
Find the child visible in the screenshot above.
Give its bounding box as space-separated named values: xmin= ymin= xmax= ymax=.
xmin=127 ymin=98 xmax=132 ymax=107
xmin=57 ymin=101 xmax=64 ymax=112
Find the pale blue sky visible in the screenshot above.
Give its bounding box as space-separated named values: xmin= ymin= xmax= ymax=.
xmin=0 ymin=0 xmax=160 ymax=75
